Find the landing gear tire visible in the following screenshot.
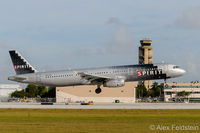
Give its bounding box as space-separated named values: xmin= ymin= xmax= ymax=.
xmin=164 ymin=78 xmax=168 ymax=87
xmin=95 ymin=88 xmax=102 ymax=94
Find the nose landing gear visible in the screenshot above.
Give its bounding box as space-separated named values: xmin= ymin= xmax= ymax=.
xmin=164 ymin=78 xmax=168 ymax=87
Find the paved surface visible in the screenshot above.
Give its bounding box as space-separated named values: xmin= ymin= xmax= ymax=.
xmin=0 ymin=102 xmax=200 ymax=109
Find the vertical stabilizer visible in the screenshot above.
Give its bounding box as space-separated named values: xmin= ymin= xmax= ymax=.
xmin=9 ymin=50 xmax=38 ymax=75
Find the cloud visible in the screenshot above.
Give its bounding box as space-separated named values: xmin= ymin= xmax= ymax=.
xmin=106 ymin=17 xmax=134 ymax=54
xmin=0 ymin=42 xmax=9 ymax=49
xmin=70 ymin=27 xmax=134 ymax=56
xmin=73 ymin=48 xmax=104 ymax=56
xmin=106 ymin=27 xmax=134 ymax=54
xmin=71 ymin=17 xmax=134 ymax=56
xmin=69 ymin=17 xmax=134 ymax=56
xmin=175 ymin=7 xmax=200 ymax=30
xmin=106 ymin=17 xmax=121 ymax=25
xmin=185 ymin=54 xmax=199 ymax=78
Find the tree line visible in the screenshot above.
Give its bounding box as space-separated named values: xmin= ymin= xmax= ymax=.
xmin=136 ymin=82 xmax=162 ymax=98
xmin=11 ymin=84 xmax=56 ymax=98
xmin=136 ymin=82 xmax=192 ymax=99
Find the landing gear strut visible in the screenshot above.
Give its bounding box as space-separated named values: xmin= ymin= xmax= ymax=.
xmin=95 ymin=85 xmax=102 ymax=94
xmin=164 ymin=78 xmax=168 ymax=87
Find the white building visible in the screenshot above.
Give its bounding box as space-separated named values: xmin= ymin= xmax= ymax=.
xmin=164 ymin=83 xmax=200 ymax=102
xmin=0 ymin=84 xmax=22 ymax=101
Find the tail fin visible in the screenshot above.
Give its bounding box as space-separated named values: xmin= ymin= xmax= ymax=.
xmin=9 ymin=50 xmax=38 ymax=75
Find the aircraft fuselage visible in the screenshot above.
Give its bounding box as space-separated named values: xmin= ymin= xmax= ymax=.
xmin=8 ymin=63 xmax=186 ymax=87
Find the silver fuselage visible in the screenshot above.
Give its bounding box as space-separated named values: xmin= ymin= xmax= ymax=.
xmin=8 ymin=63 xmax=186 ymax=87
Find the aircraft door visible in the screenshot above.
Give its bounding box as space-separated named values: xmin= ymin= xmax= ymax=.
xmin=128 ymin=68 xmax=133 ymax=75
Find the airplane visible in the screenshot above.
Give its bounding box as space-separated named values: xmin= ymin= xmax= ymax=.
xmin=8 ymin=50 xmax=186 ymax=94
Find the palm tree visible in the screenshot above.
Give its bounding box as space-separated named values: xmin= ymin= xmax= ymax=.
xmin=151 ymin=82 xmax=162 ymax=97
xmin=177 ymin=91 xmax=190 ymax=102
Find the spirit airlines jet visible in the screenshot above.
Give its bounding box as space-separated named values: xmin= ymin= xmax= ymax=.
xmin=8 ymin=50 xmax=186 ymax=94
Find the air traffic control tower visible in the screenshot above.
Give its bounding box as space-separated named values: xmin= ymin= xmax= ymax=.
xmin=138 ymin=39 xmax=153 ymax=89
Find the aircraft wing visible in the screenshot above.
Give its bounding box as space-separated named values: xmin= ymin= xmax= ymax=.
xmin=77 ymin=72 xmax=113 ymax=84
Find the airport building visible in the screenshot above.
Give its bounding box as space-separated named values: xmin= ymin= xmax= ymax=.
xmin=56 ymin=82 xmax=137 ymax=103
xmin=164 ymin=83 xmax=200 ymax=102
xmin=0 ymin=84 xmax=22 ymax=102
xmin=138 ymin=39 xmax=153 ymax=89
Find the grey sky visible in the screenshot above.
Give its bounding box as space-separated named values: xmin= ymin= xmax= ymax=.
xmin=0 ymin=0 xmax=200 ymax=84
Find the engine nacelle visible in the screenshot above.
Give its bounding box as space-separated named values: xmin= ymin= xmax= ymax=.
xmin=103 ymin=79 xmax=125 ymax=87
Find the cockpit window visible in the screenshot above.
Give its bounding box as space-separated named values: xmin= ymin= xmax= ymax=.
xmin=173 ymin=66 xmax=180 ymax=69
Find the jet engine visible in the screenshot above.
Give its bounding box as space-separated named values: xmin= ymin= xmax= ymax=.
xmin=103 ymin=79 xmax=125 ymax=87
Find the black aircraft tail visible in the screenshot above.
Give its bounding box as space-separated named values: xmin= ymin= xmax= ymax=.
xmin=9 ymin=50 xmax=38 ymax=75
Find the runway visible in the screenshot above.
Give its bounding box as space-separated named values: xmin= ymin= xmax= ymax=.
xmin=0 ymin=102 xmax=200 ymax=109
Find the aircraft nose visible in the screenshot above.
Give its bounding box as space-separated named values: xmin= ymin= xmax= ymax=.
xmin=178 ymin=69 xmax=186 ymax=76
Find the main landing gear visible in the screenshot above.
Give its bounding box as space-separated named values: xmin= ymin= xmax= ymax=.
xmin=95 ymin=85 xmax=102 ymax=94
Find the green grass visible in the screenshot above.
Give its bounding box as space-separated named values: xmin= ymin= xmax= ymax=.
xmin=0 ymin=109 xmax=199 ymax=133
